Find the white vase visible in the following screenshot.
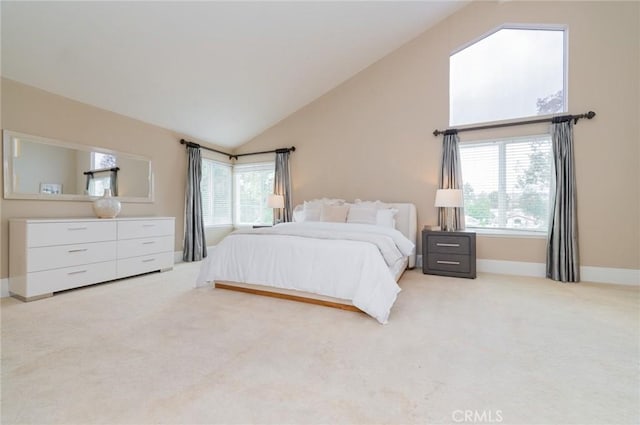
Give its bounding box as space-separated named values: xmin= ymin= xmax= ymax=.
xmin=93 ymin=189 xmax=121 ymax=218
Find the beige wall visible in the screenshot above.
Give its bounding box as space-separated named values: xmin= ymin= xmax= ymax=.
xmin=0 ymin=78 xmax=231 ymax=278
xmin=236 ymin=1 xmax=640 ymax=270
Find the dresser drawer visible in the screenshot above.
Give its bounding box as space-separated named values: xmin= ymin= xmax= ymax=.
xmin=27 ymin=241 xmax=117 ymax=272
xmin=27 ymin=221 xmax=116 ymax=247
xmin=117 ymin=236 xmax=173 ymax=259
xmin=427 ymin=235 xmax=470 ymax=255
xmin=117 ymin=252 xmax=174 ymax=278
xmin=117 ymin=219 xmax=174 ymax=240
xmin=427 ymin=254 xmax=471 ymax=274
xmin=26 ymin=261 xmax=117 ymax=297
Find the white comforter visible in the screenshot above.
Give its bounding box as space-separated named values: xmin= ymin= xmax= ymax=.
xmin=196 ymin=222 xmax=415 ymax=324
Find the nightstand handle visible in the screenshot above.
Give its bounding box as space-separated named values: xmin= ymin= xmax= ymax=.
xmin=436 ymin=243 xmax=460 ymax=247
xmin=437 ymin=260 xmax=461 ymax=265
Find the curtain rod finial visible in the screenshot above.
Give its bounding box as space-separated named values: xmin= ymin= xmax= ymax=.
xmin=433 ymin=130 xmax=441 ymax=136
xmin=586 ymin=111 xmax=596 ymax=119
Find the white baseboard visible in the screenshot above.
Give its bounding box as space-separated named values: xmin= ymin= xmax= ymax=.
xmin=1 ymin=278 xmax=8 ymax=298
xmin=173 ymin=246 xmax=216 ymax=265
xmin=419 ymin=256 xmax=639 ymax=286
xmin=581 ymin=266 xmax=640 ymax=286
xmin=477 ymin=259 xmax=546 ymax=278
xmin=477 ymin=259 xmax=639 ymax=286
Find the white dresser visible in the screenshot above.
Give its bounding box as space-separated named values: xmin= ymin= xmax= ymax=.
xmin=9 ymin=217 xmax=175 ymax=301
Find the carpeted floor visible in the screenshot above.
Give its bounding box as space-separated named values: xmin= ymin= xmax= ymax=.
xmin=1 ymin=262 xmax=638 ymax=424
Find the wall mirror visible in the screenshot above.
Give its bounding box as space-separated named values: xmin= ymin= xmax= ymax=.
xmin=3 ymin=130 xmax=153 ymax=202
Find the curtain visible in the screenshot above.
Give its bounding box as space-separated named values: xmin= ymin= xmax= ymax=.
xmin=546 ymin=119 xmax=580 ymax=282
xmin=273 ymin=149 xmax=292 ymax=224
xmin=110 ymin=168 xmax=119 ymax=196
xmin=183 ymin=145 xmax=207 ymax=262
xmin=438 ymin=130 xmax=465 ymax=230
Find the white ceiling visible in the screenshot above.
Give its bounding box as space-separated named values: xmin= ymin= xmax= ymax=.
xmin=1 ymin=1 xmax=467 ymax=148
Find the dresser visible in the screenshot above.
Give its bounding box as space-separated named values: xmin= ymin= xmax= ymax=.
xmin=422 ymin=229 xmax=476 ymax=279
xmin=9 ymin=217 xmax=175 ymax=301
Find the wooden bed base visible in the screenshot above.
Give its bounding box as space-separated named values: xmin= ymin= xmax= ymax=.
xmin=214 ymin=282 xmax=363 ymax=313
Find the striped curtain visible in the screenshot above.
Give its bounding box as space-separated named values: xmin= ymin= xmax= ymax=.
xmin=183 ymin=145 xmax=207 ymax=262
xmin=273 ymin=149 xmax=292 ymax=224
xmin=547 ymin=119 xmax=580 ymax=282
xmin=438 ymin=130 xmax=465 ymax=230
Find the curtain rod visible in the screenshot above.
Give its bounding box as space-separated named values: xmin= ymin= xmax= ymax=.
xmin=179 ymin=139 xmax=295 ymax=160
xmin=433 ymin=111 xmax=596 ymax=136
xmin=179 ymin=139 xmax=234 ymax=159
xmin=233 ymin=146 xmax=296 ymax=159
xmin=83 ymin=167 xmax=120 ymax=176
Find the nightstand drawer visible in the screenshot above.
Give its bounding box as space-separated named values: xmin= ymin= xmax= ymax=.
xmin=427 ymin=235 xmax=470 ymax=254
xmin=427 ymin=254 xmax=471 ymax=273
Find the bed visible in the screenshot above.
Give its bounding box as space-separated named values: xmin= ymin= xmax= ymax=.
xmin=196 ymin=201 xmax=417 ymax=324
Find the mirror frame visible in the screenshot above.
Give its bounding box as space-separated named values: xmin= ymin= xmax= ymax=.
xmin=3 ymin=130 xmax=154 ymax=203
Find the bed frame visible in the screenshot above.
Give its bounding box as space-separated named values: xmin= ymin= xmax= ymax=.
xmin=215 ymin=202 xmax=417 ymax=312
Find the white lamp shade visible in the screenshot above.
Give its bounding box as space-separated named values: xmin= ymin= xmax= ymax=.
xmin=434 ymin=189 xmax=464 ymax=208
xmin=267 ymin=194 xmax=284 ymax=209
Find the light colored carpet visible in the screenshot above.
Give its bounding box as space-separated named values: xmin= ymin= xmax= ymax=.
xmin=1 ymin=263 xmax=638 ymax=425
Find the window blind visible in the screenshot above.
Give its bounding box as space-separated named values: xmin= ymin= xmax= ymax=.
xmin=459 ymin=134 xmax=553 ymax=232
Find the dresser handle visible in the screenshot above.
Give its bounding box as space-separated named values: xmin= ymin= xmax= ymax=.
xmin=67 ymin=248 xmax=88 ymax=253
xmin=142 ymin=258 xmax=156 ymax=263
xmin=142 ymin=241 xmax=155 ymax=245
xmin=67 ymin=270 xmax=87 ymax=275
xmin=437 ymin=260 xmax=461 ymax=265
xmin=67 ymin=227 xmax=88 ymax=231
xmin=142 ymin=224 xmax=156 ymax=227
xmin=436 ymin=243 xmax=460 ymax=247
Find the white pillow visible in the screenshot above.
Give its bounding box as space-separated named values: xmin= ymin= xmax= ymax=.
xmin=303 ymin=204 xmax=321 ymax=221
xmin=303 ymin=198 xmax=345 ymax=221
xmin=347 ymin=203 xmax=378 ymax=225
xmin=376 ymin=208 xmax=398 ymax=228
xmin=292 ymin=205 xmax=305 ymax=222
xmin=320 ymin=204 xmax=350 ymax=223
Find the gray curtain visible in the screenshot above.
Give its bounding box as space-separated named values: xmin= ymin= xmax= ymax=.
xmin=110 ymin=168 xmax=119 ymax=196
xmin=183 ymin=145 xmax=207 ymax=262
xmin=273 ymin=149 xmax=292 ymax=224
xmin=546 ymin=119 xmax=579 ymax=282
xmin=438 ymin=130 xmax=465 ymax=230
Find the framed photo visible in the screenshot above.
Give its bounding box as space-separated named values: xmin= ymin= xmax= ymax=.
xmin=40 ymin=183 xmax=63 ymax=195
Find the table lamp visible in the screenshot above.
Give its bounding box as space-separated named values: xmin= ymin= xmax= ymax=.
xmin=434 ymin=189 xmax=463 ymax=231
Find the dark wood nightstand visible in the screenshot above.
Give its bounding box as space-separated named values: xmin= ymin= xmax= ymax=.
xmin=422 ymin=229 xmax=476 ymax=279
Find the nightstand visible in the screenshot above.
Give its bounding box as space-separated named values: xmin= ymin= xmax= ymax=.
xmin=422 ymin=229 xmax=476 ymax=279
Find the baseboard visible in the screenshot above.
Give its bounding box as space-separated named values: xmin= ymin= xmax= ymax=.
xmin=1 ymin=278 xmax=9 ymax=298
xmin=174 ymin=251 xmax=183 ymax=264
xmin=174 ymin=246 xmax=216 ymax=265
xmin=580 ymin=266 xmax=640 ymax=286
xmin=419 ymin=256 xmax=639 ymax=286
xmin=477 ymin=259 xmax=639 ymax=286
xmin=477 ymin=259 xmax=546 ymax=278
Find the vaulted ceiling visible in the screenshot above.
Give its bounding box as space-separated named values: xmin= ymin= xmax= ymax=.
xmin=1 ymin=1 xmax=467 ymax=148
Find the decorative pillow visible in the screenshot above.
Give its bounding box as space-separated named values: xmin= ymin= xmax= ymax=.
xmin=320 ymin=204 xmax=350 ymax=223
xmin=303 ymin=198 xmax=346 ymax=221
xmin=303 ymin=204 xmax=321 ymax=221
xmin=347 ymin=203 xmax=378 ymax=225
xmin=292 ymin=205 xmax=305 ymax=222
xmin=376 ymin=208 xmax=398 ymax=228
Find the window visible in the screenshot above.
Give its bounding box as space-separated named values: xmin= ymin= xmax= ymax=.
xmin=89 ymin=152 xmax=117 ymax=196
xmin=460 ymin=135 xmax=553 ymax=233
xmin=233 ymin=162 xmax=275 ymax=226
xmin=450 ymin=26 xmax=566 ymax=126
xmin=201 ymin=159 xmax=232 ymax=226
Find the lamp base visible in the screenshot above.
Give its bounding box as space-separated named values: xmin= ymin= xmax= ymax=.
xmin=446 ymin=208 xmax=455 ymax=232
